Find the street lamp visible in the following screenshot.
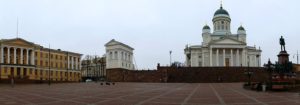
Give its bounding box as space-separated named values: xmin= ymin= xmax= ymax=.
xmin=244 ymin=56 xmax=253 ymax=85
xmin=264 ymin=59 xmax=275 ymax=89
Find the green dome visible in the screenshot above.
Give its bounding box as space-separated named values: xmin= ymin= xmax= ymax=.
xmin=214 ymin=7 xmax=229 ymax=16
xmin=203 ymin=25 xmax=210 ymax=29
xmin=238 ymin=26 xmax=245 ymax=30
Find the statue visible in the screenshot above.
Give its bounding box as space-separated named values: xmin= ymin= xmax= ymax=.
xmin=280 ymin=36 xmax=286 ymax=51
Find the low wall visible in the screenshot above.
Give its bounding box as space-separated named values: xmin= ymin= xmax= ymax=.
xmin=107 ymin=67 xmax=269 ymax=83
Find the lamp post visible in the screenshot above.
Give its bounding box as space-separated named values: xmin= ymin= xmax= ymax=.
xmin=244 ymin=56 xmax=253 ymax=85
xmin=264 ymin=59 xmax=274 ymax=89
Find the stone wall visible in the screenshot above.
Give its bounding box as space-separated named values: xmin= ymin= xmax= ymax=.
xmin=106 ymin=66 xmax=269 ymax=83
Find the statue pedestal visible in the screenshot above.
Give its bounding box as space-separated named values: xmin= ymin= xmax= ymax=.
xmin=277 ymin=51 xmax=289 ymax=65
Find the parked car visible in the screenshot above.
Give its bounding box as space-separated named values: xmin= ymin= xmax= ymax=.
xmin=85 ymin=79 xmax=92 ymax=82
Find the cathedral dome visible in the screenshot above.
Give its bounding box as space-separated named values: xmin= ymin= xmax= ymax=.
xmin=203 ymin=25 xmax=210 ymax=30
xmin=238 ymin=26 xmax=245 ymax=30
xmin=214 ymin=7 xmax=229 ymax=16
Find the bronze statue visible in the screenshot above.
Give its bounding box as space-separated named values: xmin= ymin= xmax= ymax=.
xmin=280 ymin=36 xmax=285 ymax=51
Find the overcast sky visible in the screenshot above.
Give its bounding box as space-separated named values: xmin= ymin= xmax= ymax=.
xmin=0 ymin=0 xmax=299 ymax=69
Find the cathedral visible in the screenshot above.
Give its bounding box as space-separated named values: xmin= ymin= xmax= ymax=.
xmin=184 ymin=4 xmax=262 ymax=67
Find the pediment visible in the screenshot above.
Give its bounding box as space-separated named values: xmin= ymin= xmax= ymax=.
xmin=105 ymin=39 xmax=120 ymax=46
xmin=210 ymin=38 xmax=246 ymax=45
xmin=1 ymin=38 xmax=35 ymax=48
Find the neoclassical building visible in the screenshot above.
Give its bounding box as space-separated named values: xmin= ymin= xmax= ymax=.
xmin=0 ymin=38 xmax=82 ymax=82
xmin=105 ymin=39 xmax=135 ymax=70
xmin=184 ymin=5 xmax=262 ymax=67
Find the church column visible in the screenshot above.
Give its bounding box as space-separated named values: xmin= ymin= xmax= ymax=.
xmin=241 ymin=49 xmax=244 ymax=66
xmin=13 ymin=47 xmax=17 ymax=64
xmin=254 ymin=55 xmax=257 ymax=67
xmin=236 ymin=49 xmax=239 ymax=66
xmin=1 ymin=47 xmax=3 ymax=63
xmin=7 ymin=47 xmax=10 ymax=63
xmin=210 ymin=47 xmax=212 ymax=66
xmin=230 ymin=49 xmax=233 ymax=66
xmin=202 ymin=51 xmax=204 ymax=66
xmin=216 ymin=49 xmax=219 ymax=66
xmin=20 ymin=48 xmax=23 ymax=64
xmin=223 ymin=49 xmax=225 ymax=66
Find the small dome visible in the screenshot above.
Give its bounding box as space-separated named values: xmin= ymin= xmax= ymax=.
xmin=214 ymin=7 xmax=229 ymax=16
xmin=203 ymin=25 xmax=210 ymax=30
xmin=238 ymin=26 xmax=245 ymax=30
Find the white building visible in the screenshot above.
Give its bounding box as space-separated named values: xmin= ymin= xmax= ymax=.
xmin=105 ymin=39 xmax=135 ymax=70
xmin=184 ymin=5 xmax=262 ymax=67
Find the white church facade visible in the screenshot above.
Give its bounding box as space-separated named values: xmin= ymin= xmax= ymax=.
xmin=184 ymin=5 xmax=262 ymax=67
xmin=105 ymin=39 xmax=135 ymax=70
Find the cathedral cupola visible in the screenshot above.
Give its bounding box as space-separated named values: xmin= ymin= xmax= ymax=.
xmin=212 ymin=3 xmax=231 ymax=35
xmin=237 ymin=25 xmax=246 ymax=35
xmin=202 ymin=25 xmax=211 ymax=33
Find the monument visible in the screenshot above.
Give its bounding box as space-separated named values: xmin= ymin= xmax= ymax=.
xmin=264 ymin=36 xmax=296 ymax=90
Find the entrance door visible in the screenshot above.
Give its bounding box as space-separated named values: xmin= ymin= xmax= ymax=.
xmin=225 ymin=58 xmax=230 ymax=67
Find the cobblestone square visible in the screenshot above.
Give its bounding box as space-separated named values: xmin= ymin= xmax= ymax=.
xmin=0 ymin=83 xmax=299 ymax=105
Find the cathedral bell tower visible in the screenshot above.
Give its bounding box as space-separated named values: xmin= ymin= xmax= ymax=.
xmin=212 ymin=4 xmax=231 ymax=35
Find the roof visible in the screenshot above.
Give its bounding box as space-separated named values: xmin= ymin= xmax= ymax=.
xmin=214 ymin=6 xmax=230 ymax=16
xmin=105 ymin=39 xmax=134 ymax=50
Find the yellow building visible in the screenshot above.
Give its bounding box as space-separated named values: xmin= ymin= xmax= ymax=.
xmin=0 ymin=38 xmax=82 ymax=83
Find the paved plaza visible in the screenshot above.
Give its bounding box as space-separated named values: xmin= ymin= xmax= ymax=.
xmin=0 ymin=83 xmax=299 ymax=105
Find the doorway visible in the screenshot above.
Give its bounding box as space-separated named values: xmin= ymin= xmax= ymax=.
xmin=225 ymin=58 xmax=230 ymax=67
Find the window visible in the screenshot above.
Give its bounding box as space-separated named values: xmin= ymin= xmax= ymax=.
xmin=114 ymin=51 xmax=118 ymax=59
xmin=128 ymin=54 xmax=130 ymax=61
xmin=109 ymin=52 xmax=113 ymax=59
xmin=121 ymin=52 xmax=124 ymax=60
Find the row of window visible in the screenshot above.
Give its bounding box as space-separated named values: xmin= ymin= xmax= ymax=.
xmin=109 ymin=51 xmax=132 ymax=61
xmin=1 ymin=67 xmax=80 ymax=77
xmin=214 ymin=21 xmax=229 ymax=30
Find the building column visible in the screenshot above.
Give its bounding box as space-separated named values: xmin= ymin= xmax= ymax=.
xmin=67 ymin=56 xmax=70 ymax=69
xmin=243 ymin=49 xmax=246 ymax=66
xmin=75 ymin=57 xmax=78 ymax=70
xmin=31 ymin=50 xmax=35 ymax=65
xmin=236 ymin=49 xmax=239 ymax=66
xmin=210 ymin=47 xmax=212 ymax=66
xmin=71 ymin=56 xmax=74 ymax=70
xmin=230 ymin=49 xmax=233 ymax=66
xmin=26 ymin=49 xmax=29 ymax=65
xmin=14 ymin=47 xmax=16 ymax=64
xmin=20 ymin=48 xmax=23 ymax=64
xmin=223 ymin=49 xmax=225 ymax=66
xmin=202 ymin=51 xmax=204 ymax=66
xmin=1 ymin=47 xmax=3 ymax=63
xmin=258 ymin=55 xmax=261 ymax=67
xmin=7 ymin=47 xmax=10 ymax=63
xmin=216 ymin=49 xmax=219 ymax=66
